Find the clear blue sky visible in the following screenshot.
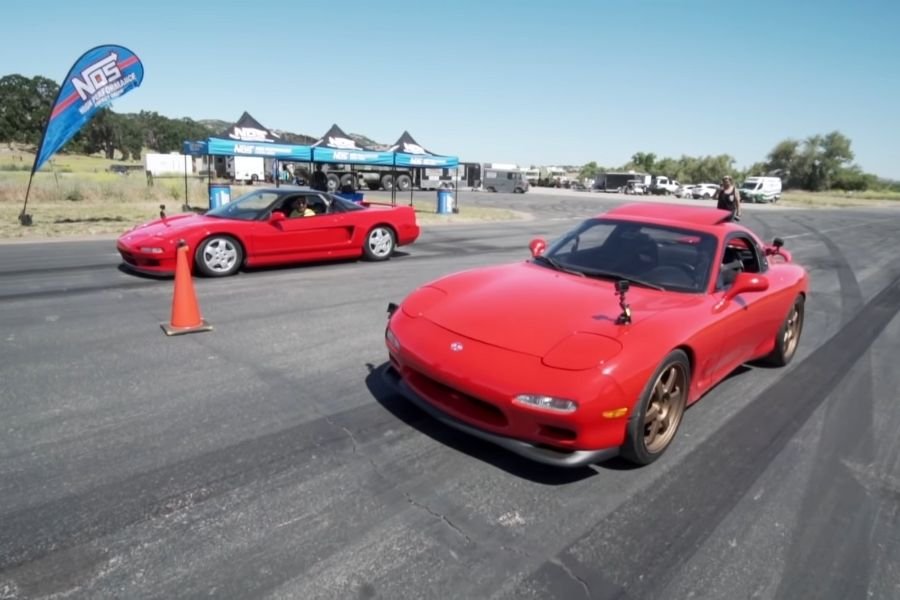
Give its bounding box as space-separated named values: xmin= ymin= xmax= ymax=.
xmin=2 ymin=0 xmax=898 ymax=178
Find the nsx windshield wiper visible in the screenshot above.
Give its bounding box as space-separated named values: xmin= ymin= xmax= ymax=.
xmin=532 ymin=255 xmax=585 ymax=277
xmin=580 ymin=269 xmax=665 ymax=290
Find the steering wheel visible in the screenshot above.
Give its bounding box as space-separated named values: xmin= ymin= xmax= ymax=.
xmin=670 ymin=262 xmax=696 ymax=276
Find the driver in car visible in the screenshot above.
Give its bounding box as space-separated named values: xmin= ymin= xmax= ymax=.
xmin=288 ymin=197 xmax=315 ymax=218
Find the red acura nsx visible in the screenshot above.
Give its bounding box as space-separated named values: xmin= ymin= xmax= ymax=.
xmin=117 ymin=187 xmax=420 ymax=276
xmin=383 ymin=203 xmax=809 ymax=467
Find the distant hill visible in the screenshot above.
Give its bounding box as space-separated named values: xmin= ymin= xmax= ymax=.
xmin=197 ymin=119 xmax=385 ymax=149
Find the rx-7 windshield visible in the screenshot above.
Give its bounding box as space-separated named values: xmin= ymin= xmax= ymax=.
xmin=536 ymin=218 xmax=718 ymax=292
xmin=205 ymin=190 xmax=281 ymax=221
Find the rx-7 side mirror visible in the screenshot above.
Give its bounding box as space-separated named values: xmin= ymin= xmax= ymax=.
xmin=529 ymin=238 xmax=546 ymax=257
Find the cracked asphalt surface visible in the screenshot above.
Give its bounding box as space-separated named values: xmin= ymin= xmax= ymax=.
xmin=1 ymin=190 xmax=899 ymax=599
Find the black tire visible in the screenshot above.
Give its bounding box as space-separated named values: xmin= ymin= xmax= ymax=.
xmin=195 ymin=235 xmax=243 ymax=277
xmin=380 ymin=174 xmax=394 ymax=190
xmin=487 ymin=186 xmax=497 ymax=193
xmin=326 ymin=173 xmax=340 ymax=192
xmin=621 ymin=349 xmax=690 ymax=465
xmin=363 ymin=226 xmax=395 ymax=261
xmin=367 ymin=180 xmax=381 ymax=191
xmin=396 ymin=174 xmax=412 ymax=191
xmin=339 ymin=173 xmax=355 ymax=189
xmin=761 ymin=295 xmax=805 ymax=366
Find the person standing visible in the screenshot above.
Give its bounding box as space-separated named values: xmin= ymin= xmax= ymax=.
xmin=311 ymin=164 xmax=328 ymax=191
xmin=715 ymin=175 xmax=742 ymax=221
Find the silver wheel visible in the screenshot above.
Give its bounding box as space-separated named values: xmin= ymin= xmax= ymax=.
xmin=364 ymin=226 xmax=395 ymax=261
xmin=196 ymin=236 xmax=242 ymax=276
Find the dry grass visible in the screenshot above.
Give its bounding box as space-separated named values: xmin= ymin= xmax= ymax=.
xmin=0 ymin=170 xmax=525 ymax=240
xmin=780 ymin=190 xmax=900 ymax=208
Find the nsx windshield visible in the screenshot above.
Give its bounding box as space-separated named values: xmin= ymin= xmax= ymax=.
xmin=205 ymin=190 xmax=281 ymax=221
xmin=536 ymin=218 xmax=718 ymax=292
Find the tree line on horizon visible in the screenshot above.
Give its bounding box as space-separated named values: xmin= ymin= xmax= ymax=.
xmin=1 ymin=73 xmax=894 ymax=192
xmin=579 ymin=131 xmax=900 ymax=192
xmin=577 ymin=130 xmax=896 ymax=192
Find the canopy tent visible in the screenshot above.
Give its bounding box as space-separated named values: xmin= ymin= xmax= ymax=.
xmin=310 ymin=124 xmax=394 ymax=166
xmin=183 ymin=111 xmax=312 ymax=160
xmin=383 ymin=130 xmax=461 ymax=207
xmin=387 ymin=130 xmax=458 ymax=168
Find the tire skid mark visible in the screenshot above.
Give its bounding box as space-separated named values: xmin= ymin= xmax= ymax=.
xmin=510 ymin=269 xmax=900 ymax=600
xmin=772 ymin=218 xmax=875 ymax=600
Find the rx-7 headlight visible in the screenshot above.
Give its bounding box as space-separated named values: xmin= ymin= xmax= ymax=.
xmin=513 ymin=394 xmax=578 ymax=413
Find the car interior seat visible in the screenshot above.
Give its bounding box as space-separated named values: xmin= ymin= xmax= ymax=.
xmin=719 ymin=246 xmax=744 ymax=288
xmin=623 ymin=233 xmax=659 ymax=275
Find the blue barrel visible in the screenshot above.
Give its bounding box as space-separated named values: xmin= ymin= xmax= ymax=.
xmin=436 ymin=188 xmax=454 ymax=214
xmin=209 ymin=183 xmax=231 ymax=209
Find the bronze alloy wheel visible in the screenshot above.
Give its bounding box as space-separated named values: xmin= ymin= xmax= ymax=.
xmin=783 ymin=302 xmax=803 ymax=360
xmin=643 ymin=363 xmax=687 ymax=454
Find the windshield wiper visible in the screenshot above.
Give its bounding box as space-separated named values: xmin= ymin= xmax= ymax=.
xmin=580 ymin=269 xmax=665 ymax=290
xmin=532 ymin=255 xmax=585 ymax=277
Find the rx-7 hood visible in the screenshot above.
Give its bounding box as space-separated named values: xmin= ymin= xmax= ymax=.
xmin=404 ymin=262 xmax=697 ymax=358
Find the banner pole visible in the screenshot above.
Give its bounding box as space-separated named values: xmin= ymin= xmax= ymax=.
xmin=19 ymin=172 xmax=36 ymax=225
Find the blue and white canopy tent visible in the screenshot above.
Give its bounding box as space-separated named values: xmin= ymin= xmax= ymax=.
xmin=182 ymin=112 xmax=313 ymax=207
xmin=386 ymin=131 xmax=460 ymax=207
xmin=183 ymin=111 xmax=312 ymax=160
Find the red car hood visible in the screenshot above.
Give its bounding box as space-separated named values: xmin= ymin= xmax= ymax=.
xmin=119 ymin=213 xmax=216 ymax=242
xmin=414 ymin=262 xmax=698 ymax=357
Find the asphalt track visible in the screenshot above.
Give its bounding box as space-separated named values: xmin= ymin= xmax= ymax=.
xmin=1 ymin=190 xmax=899 ymax=599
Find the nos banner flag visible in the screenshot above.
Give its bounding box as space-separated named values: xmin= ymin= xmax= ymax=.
xmin=33 ymin=45 xmax=144 ymax=172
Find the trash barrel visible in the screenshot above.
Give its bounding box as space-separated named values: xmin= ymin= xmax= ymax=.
xmin=436 ymin=188 xmax=454 ymax=214
xmin=208 ymin=183 xmax=231 ymax=209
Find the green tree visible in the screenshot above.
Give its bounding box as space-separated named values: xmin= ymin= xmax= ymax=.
xmin=579 ymin=161 xmax=600 ymax=181
xmin=0 ymin=74 xmax=60 ymax=145
xmin=629 ymin=152 xmax=657 ymax=173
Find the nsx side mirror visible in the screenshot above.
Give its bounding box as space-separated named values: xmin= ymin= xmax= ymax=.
xmin=529 ymin=238 xmax=546 ymax=257
xmin=269 ymin=211 xmax=286 ymax=224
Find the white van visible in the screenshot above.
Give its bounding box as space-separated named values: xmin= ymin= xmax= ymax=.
xmin=739 ymin=176 xmax=782 ymax=203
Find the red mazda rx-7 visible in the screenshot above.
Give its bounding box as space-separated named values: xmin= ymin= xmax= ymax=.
xmin=117 ymin=187 xmax=419 ymax=277
xmin=383 ymin=202 xmax=808 ymax=467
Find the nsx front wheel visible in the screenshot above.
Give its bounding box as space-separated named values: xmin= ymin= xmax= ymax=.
xmin=762 ymin=295 xmax=805 ymax=367
xmin=363 ymin=226 xmax=395 ymax=261
xmin=195 ymin=235 xmax=243 ymax=277
xmin=621 ymin=349 xmax=690 ymax=466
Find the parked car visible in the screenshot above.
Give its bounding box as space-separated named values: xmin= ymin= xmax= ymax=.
xmin=383 ymin=202 xmax=808 ymax=467
xmin=117 ymin=187 xmax=420 ymax=277
xmin=624 ymin=179 xmax=648 ymax=195
xmin=692 ymin=183 xmax=720 ymax=199
xmin=675 ymin=185 xmax=696 ymax=198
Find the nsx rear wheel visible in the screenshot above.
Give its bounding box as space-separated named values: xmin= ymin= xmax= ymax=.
xmin=762 ymin=295 xmax=805 ymax=366
xmin=622 ymin=349 xmax=690 ymax=465
xmin=195 ymin=235 xmax=242 ymax=277
xmin=363 ymin=226 xmax=395 ymax=261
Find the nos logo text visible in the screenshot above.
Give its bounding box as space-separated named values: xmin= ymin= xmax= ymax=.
xmin=72 ymin=53 xmax=122 ymax=101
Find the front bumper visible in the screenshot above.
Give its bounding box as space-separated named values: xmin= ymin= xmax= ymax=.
xmin=116 ymin=241 xmax=177 ymax=275
xmin=381 ymin=363 xmax=619 ymax=468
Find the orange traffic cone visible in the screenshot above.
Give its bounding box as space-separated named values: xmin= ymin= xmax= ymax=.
xmin=161 ymin=241 xmax=213 ymax=336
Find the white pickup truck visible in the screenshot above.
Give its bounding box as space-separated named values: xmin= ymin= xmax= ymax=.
xmin=650 ymin=176 xmax=681 ymax=195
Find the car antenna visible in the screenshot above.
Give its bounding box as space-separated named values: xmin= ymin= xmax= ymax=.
xmin=615 ymin=280 xmax=632 ymax=325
